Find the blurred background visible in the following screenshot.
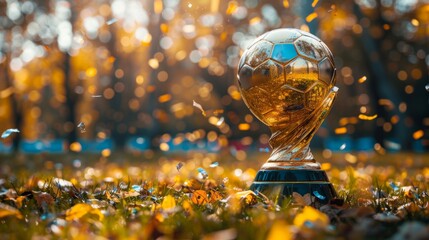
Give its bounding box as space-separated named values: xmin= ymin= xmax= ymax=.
xmin=0 ymin=0 xmax=428 ymax=154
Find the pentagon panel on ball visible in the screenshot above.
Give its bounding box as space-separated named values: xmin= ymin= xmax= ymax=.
xmin=236 ymin=28 xmax=338 ymax=204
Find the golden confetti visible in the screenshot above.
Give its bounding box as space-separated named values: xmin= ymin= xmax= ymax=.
xmin=413 ymin=130 xmax=424 ymax=140
xmin=305 ymin=13 xmax=318 ymax=23
xmin=283 ymin=0 xmax=289 ymax=8
xmin=238 ymin=123 xmax=250 ymax=131
xmin=378 ymin=99 xmax=395 ymax=110
xmin=358 ymin=76 xmax=367 ymax=83
xmin=335 ymin=127 xmax=347 ymax=134
xmin=358 ymin=114 xmax=378 ymax=120
xmin=193 ymin=100 xmax=206 ymax=117
xmin=158 ymin=94 xmax=172 ymax=103
xmin=226 ymin=1 xmax=238 ymax=15
xmin=311 ymin=0 xmax=319 ymax=7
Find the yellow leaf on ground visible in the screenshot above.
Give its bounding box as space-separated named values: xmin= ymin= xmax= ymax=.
xmin=267 ymin=220 xmax=293 ymax=240
xmin=161 ymin=195 xmax=176 ymax=210
xmin=0 ymin=203 xmax=23 ymax=219
xmin=65 ymin=203 xmax=103 ymax=221
xmin=293 ymin=206 xmax=329 ymax=228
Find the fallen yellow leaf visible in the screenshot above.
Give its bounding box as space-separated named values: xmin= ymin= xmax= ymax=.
xmin=293 ymin=206 xmax=329 ymax=228
xmin=65 ymin=203 xmax=103 ymax=221
xmin=267 ymin=220 xmax=293 ymax=240
xmin=161 ymin=195 xmax=176 ymax=210
xmin=0 ymin=203 xmax=23 ymax=219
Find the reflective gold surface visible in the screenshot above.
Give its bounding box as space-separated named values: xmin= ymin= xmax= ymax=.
xmin=238 ymin=28 xmax=337 ymax=169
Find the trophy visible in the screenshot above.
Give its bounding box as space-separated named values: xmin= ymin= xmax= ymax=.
xmin=237 ymin=28 xmax=338 ymax=204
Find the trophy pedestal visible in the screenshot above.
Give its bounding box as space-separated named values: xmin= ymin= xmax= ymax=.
xmin=250 ymin=169 xmax=336 ymax=205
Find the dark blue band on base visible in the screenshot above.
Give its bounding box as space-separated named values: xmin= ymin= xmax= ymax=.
xmin=250 ymin=169 xmax=336 ymax=205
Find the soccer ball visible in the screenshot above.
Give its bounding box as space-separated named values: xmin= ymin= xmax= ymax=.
xmin=237 ymin=28 xmax=336 ymax=127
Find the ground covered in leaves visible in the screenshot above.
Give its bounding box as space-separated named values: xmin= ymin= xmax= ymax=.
xmin=0 ymin=151 xmax=429 ymax=239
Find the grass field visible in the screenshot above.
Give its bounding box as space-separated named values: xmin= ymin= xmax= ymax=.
xmin=0 ymin=151 xmax=428 ymax=239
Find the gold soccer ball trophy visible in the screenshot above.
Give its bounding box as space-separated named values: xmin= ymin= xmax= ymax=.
xmin=237 ymin=28 xmax=338 ymax=204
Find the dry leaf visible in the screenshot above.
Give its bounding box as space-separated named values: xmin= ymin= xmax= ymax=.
xmin=192 ymin=190 xmax=209 ymax=205
xmin=0 ymin=203 xmax=23 ymax=219
xmin=266 ymin=220 xmax=293 ymax=240
xmin=209 ymin=190 xmax=223 ymax=203
xmin=34 ymin=192 xmax=54 ymax=208
xmin=294 ymin=206 xmax=329 ymax=228
xmin=65 ymin=203 xmax=103 ymax=221
xmin=292 ymin=192 xmax=313 ymax=206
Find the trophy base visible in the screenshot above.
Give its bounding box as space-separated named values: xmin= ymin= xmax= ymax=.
xmin=250 ymin=169 xmax=336 ymax=205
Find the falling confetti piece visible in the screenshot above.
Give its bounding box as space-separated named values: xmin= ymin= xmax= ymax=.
xmin=209 ymin=162 xmax=219 ymax=168
xmin=77 ymin=122 xmax=86 ymax=133
xmin=158 ymin=94 xmax=172 ymax=103
xmin=283 ymin=0 xmax=289 ymax=8
xmin=358 ymin=76 xmax=367 ymax=83
xmin=1 ymin=129 xmax=19 ymax=139
xmin=193 ymin=100 xmax=206 ymax=116
xmin=313 ymin=191 xmax=326 ymax=200
xmin=412 ymin=130 xmax=424 ymax=140
xmin=226 ymin=1 xmax=238 ymax=15
xmin=197 ymin=167 xmax=208 ymax=178
xmin=358 ymin=114 xmax=378 ymax=120
xmin=91 ymin=95 xmax=102 ymax=98
xmin=340 ymin=143 xmax=346 ymax=150
xmin=216 ymin=117 xmax=225 ymax=126
xmin=311 ymin=0 xmax=319 ymax=7
xmin=425 ymin=84 xmax=429 ymax=91
xmin=335 ymin=127 xmax=347 ymax=134
xmin=389 ymin=182 xmax=400 ymax=191
xmin=259 ymin=147 xmax=270 ymax=152
xmin=176 ymin=162 xmax=184 ymax=171
xmin=238 ymin=123 xmax=250 ymax=131
xmin=106 ymin=18 xmax=117 ymax=25
xmin=305 ymin=12 xmax=318 ymax=23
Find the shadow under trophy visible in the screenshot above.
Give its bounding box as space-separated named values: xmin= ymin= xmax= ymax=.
xmin=237 ymin=28 xmax=338 ymax=205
